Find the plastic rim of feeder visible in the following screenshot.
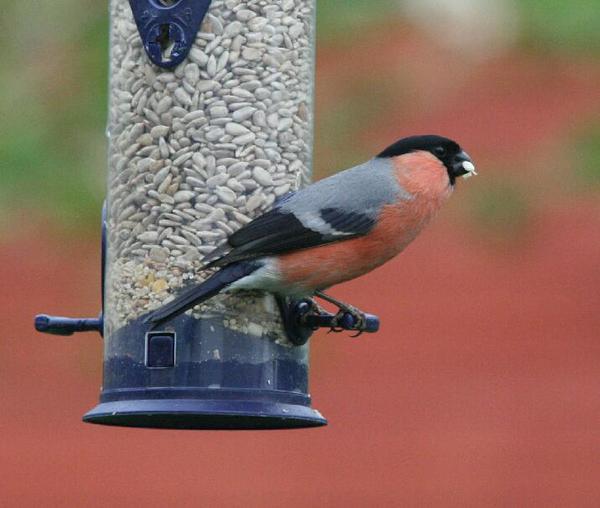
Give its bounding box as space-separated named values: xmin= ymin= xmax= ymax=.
xmin=83 ymin=396 xmax=327 ymax=430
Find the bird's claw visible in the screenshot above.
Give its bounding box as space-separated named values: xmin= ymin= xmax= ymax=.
xmin=327 ymin=311 xmax=345 ymax=333
xmin=330 ymin=307 xmax=367 ymax=335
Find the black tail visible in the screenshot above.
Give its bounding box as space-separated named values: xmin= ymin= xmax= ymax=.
xmin=144 ymin=261 xmax=261 ymax=325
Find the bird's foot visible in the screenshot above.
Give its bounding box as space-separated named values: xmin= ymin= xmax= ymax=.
xmin=329 ymin=305 xmax=367 ymax=336
xmin=315 ymin=291 xmax=366 ymax=335
xmin=279 ymin=294 xmax=380 ymax=345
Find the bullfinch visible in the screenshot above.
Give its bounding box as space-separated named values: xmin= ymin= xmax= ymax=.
xmin=146 ymin=135 xmax=476 ymax=326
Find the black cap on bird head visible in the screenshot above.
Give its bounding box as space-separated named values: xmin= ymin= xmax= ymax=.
xmin=377 ymin=134 xmax=477 ymax=185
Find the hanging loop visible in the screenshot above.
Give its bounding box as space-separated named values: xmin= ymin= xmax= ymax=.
xmin=128 ymin=0 xmax=213 ymax=68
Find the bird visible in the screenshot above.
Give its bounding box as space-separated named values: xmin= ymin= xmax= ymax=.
xmin=145 ymin=134 xmax=477 ymax=328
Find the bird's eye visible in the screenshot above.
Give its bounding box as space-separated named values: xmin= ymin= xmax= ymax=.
xmin=434 ymin=146 xmax=447 ymax=157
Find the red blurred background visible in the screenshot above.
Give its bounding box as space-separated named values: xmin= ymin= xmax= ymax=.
xmin=1 ymin=1 xmax=600 ymax=506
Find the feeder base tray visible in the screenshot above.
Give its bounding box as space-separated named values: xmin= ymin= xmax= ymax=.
xmin=83 ymin=399 xmax=327 ymax=430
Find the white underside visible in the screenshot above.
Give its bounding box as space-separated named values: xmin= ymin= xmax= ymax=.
xmin=227 ymin=258 xmax=284 ymax=292
xmin=226 ymin=258 xmax=311 ymax=297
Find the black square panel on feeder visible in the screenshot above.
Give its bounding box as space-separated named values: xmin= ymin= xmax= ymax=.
xmin=146 ymin=332 xmax=176 ymax=368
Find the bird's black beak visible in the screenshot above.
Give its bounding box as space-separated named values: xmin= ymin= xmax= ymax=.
xmin=450 ymin=151 xmax=477 ymax=180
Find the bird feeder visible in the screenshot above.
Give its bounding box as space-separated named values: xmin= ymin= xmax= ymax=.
xmin=35 ymin=0 xmax=379 ymax=429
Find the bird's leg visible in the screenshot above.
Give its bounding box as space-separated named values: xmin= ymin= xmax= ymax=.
xmin=314 ymin=290 xmax=362 ymax=316
xmin=307 ymin=297 xmax=327 ymax=315
xmin=314 ymin=290 xmax=367 ymax=332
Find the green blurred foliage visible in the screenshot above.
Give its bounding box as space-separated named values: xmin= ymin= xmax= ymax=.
xmin=0 ymin=1 xmax=108 ymax=231
xmin=519 ymin=0 xmax=600 ymax=53
xmin=572 ymin=124 xmax=600 ymax=187
xmin=467 ymin=177 xmax=532 ymax=243
xmin=317 ymin=0 xmax=398 ymax=42
xmin=0 ymin=0 xmax=598 ymax=235
xmin=316 ymin=75 xmax=405 ymax=173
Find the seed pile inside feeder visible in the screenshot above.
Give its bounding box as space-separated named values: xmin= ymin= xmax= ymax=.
xmin=105 ymin=0 xmax=315 ymax=342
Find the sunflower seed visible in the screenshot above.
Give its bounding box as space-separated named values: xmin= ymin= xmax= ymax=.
xmin=107 ymin=0 xmax=316 ymax=333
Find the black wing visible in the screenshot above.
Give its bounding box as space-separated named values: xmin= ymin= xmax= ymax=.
xmin=207 ymin=207 xmax=376 ymax=268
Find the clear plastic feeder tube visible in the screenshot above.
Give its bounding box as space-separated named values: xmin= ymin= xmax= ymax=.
xmin=86 ymin=0 xmax=323 ymax=428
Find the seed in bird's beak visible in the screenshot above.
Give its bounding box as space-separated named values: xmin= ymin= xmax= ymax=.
xmin=461 ymin=160 xmax=477 ymax=179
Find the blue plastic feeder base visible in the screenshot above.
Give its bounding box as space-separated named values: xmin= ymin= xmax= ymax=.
xmin=83 ymin=397 xmax=327 ymax=430
xmin=83 ymin=312 xmax=327 ymax=430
